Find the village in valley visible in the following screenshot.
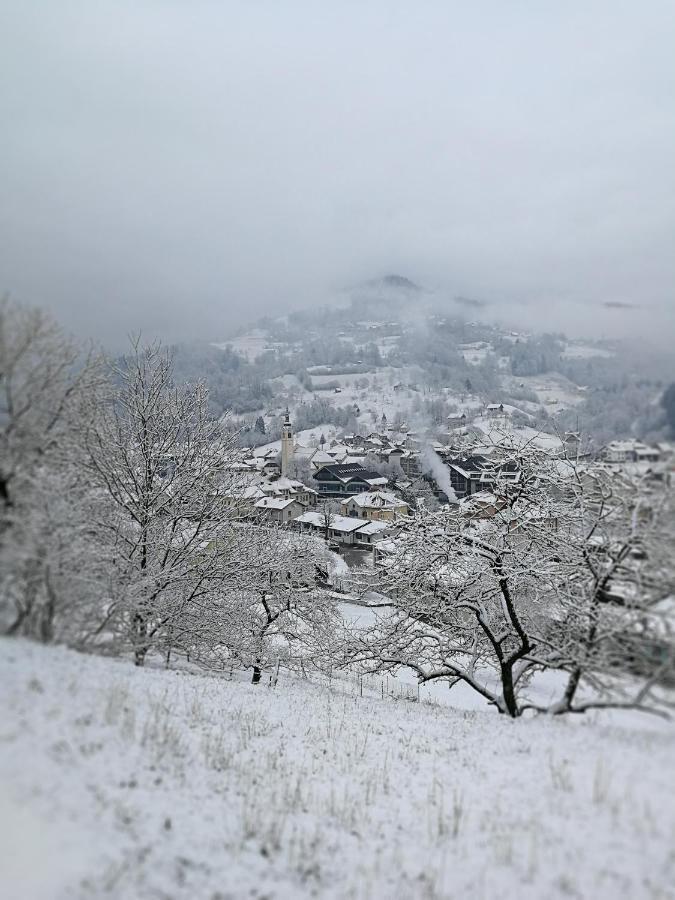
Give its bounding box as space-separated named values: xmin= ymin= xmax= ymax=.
xmin=225 ymin=407 xmax=673 ymax=555
xmin=215 ymin=290 xmax=674 ymax=581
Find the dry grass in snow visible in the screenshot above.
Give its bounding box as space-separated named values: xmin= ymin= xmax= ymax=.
xmin=1 ymin=639 xmax=674 ymax=899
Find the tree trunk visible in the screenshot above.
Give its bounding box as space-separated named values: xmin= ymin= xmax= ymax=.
xmin=559 ymin=667 xmax=582 ymax=712
xmin=0 ymin=474 xmax=13 ymax=512
xmin=133 ymin=611 xmax=148 ymax=667
xmin=251 ymin=663 xmax=262 ymax=684
xmin=559 ymin=588 xmax=602 ymax=710
xmin=165 ymin=624 xmax=173 ymax=669
xmin=500 ymin=664 xmax=520 ymax=718
xmin=39 ymin=566 xmax=57 ymax=644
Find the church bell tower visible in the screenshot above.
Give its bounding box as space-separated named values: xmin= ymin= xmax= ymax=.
xmin=281 ymin=408 xmax=293 ymax=476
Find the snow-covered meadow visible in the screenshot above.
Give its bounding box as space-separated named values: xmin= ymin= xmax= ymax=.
xmin=2 ymin=639 xmax=674 ymax=899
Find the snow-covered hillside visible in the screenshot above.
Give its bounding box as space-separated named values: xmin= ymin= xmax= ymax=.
xmin=2 ymin=639 xmax=674 ymax=899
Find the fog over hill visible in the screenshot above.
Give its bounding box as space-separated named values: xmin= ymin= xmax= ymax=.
xmin=337 ymin=275 xmax=675 ymax=350
xmin=1 ymin=3 xmax=673 ymax=348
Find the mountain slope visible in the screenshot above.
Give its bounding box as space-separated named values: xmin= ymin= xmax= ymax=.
xmin=2 ymin=639 xmax=674 ymax=899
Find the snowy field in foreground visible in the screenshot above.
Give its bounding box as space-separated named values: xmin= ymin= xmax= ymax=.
xmin=1 ymin=640 xmax=674 ymax=900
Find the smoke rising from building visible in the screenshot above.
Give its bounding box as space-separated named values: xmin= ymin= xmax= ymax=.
xmin=420 ymin=445 xmax=457 ymax=504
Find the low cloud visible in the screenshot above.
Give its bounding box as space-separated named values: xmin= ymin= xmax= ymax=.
xmin=1 ymin=2 xmax=673 ymax=347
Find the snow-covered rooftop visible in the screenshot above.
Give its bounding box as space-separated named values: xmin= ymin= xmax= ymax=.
xmin=356 ymin=520 xmax=391 ymax=536
xmin=254 ymin=497 xmax=299 ymax=511
xmin=309 ymin=449 xmax=335 ymax=466
xmin=295 ymin=512 xmax=366 ymax=533
xmin=344 ymin=490 xmax=407 ymax=510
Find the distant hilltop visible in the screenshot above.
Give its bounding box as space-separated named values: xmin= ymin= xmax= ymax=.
xmin=602 ymin=301 xmax=638 ymax=310
xmin=366 ymin=274 xmax=423 ymax=292
xmin=454 ymin=295 xmax=489 ymax=310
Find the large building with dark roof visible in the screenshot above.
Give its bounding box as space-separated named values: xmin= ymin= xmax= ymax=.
xmin=312 ymin=463 xmax=388 ymax=497
xmin=446 ymin=456 xmax=520 ymax=499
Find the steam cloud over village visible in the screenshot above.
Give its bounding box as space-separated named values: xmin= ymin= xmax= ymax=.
xmin=1 ymin=3 xmax=674 ymax=899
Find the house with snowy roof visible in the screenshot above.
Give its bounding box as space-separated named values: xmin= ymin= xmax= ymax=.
xmin=603 ymin=440 xmax=662 ymax=464
xmin=341 ymin=490 xmax=410 ymax=522
xmin=485 ymin=403 xmax=507 ymax=419
xmin=458 ymin=490 xmax=504 ymax=520
xmin=362 ymin=443 xmax=405 ymax=468
xmin=447 ymin=412 xmax=467 ymax=428
xmin=446 ymin=456 xmax=520 ymax=499
xmin=352 ymin=520 xmax=392 ymax=546
xmin=398 ymin=448 xmax=421 ymax=477
xmin=363 ymin=434 xmax=385 ymax=448
xmin=307 ymin=448 xmax=336 ymax=471
xmin=325 ymin=443 xmax=351 ymax=462
xmin=262 ymin=476 xmax=317 ymax=507
xmin=253 ymin=496 xmax=305 ymax=524
xmin=294 ymin=511 xmax=392 ymax=546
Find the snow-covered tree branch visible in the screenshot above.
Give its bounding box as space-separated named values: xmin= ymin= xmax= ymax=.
xmin=349 ymin=438 xmax=674 ymax=717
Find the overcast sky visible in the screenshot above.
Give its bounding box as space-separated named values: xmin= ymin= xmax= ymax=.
xmin=1 ymin=1 xmax=674 ymax=347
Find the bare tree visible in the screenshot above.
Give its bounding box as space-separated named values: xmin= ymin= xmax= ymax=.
xmin=0 ymin=298 xmax=100 ymax=525
xmin=350 ymin=438 xmax=674 ymax=718
xmin=0 ymin=298 xmax=103 ymax=639
xmin=242 ymin=528 xmax=339 ymax=683
xmin=83 ymin=339 xmax=243 ymax=666
xmin=286 ymin=454 xmax=313 ymax=486
xmin=182 ymin=525 xmax=343 ymax=682
xmin=318 ymin=499 xmax=340 ymax=542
